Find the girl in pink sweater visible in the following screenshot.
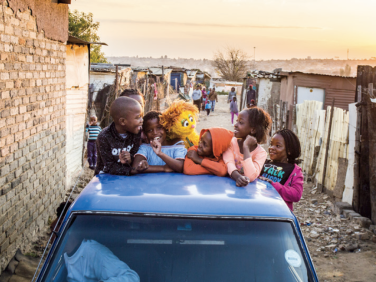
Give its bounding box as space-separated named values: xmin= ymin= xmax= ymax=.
xmin=259 ymin=129 xmax=303 ymax=211
xmin=223 ymin=107 xmax=272 ymax=187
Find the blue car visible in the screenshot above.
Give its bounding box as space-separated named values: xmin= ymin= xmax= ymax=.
xmin=37 ymin=173 xmax=318 ymax=282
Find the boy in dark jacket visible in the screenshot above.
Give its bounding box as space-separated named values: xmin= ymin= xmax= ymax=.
xmin=95 ymin=97 xmax=143 ymax=175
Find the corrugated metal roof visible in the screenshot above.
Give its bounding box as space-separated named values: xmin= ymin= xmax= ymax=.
xmin=187 ymin=70 xmax=198 ymax=78
xmin=279 ymin=71 xmax=356 ymax=79
xmin=68 ymin=35 xmax=108 ymax=46
xmin=149 ymin=67 xmax=172 ymax=75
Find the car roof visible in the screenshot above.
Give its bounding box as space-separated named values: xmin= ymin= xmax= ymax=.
xmin=69 ymin=173 xmax=294 ymax=219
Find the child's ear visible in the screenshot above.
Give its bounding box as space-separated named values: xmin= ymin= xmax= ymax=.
xmin=118 ymin=117 xmax=126 ymax=126
xmin=250 ymin=128 xmax=256 ymax=135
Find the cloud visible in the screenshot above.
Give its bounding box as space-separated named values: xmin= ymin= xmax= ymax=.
xmin=100 ymin=19 xmax=323 ymax=29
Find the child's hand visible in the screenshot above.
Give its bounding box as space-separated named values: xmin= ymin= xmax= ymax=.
xmin=187 ymin=150 xmax=202 ymax=164
xmin=163 ymin=165 xmax=174 ymax=173
xmin=259 ymin=176 xmax=273 ymax=184
xmin=150 ymin=139 xmax=162 ymax=156
xmin=119 ymin=150 xmax=131 ymax=164
xmin=136 ymin=160 xmax=149 ymax=172
xmin=243 ymin=135 xmax=257 ymax=150
xmin=235 ymin=175 xmax=250 ymax=187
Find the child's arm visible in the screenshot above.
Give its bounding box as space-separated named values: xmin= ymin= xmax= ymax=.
xmin=151 ymin=139 xmax=184 ymax=173
xmin=132 ymin=153 xmax=171 ymax=174
xmin=184 ymin=153 xmax=227 ymax=176
xmin=242 ymin=136 xmax=266 ymax=182
xmin=96 ymin=135 xmax=132 ymax=175
xmin=270 ymin=170 xmax=304 ymax=203
xmin=223 ymin=142 xmax=250 ymax=186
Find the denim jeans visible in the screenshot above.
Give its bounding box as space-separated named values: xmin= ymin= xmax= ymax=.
xmin=87 ymin=140 xmax=97 ymax=167
xmin=211 ymin=100 xmax=216 ymax=111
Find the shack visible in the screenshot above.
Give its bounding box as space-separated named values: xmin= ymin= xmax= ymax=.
xmin=196 ymin=71 xmax=212 ymax=89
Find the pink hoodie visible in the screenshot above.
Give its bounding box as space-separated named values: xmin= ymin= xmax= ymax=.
xmin=270 ymin=164 xmax=303 ymax=211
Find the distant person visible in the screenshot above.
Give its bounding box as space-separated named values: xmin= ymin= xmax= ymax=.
xmin=201 ymin=87 xmax=207 ymax=111
xmin=223 ymin=107 xmax=272 ymax=187
xmin=86 ymin=116 xmax=101 ymax=170
xmin=95 ymin=97 xmax=143 ymax=175
xmin=246 ymin=85 xmax=256 ymax=108
xmin=228 ymin=87 xmax=237 ymax=103
xmin=192 ymin=85 xmax=202 ymax=112
xmin=184 ymin=128 xmax=233 ymax=176
xmin=259 ymin=129 xmax=303 ymax=211
xmin=230 ymin=96 xmax=239 ymax=125
xmin=208 ymin=87 xmax=218 ymax=112
xmin=205 ymin=99 xmax=212 ymax=116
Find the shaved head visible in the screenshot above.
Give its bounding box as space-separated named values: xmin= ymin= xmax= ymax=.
xmin=110 ymin=96 xmax=141 ymax=122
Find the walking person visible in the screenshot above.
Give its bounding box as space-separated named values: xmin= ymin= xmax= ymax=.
xmin=208 ymin=87 xmax=218 ymax=112
xmin=230 ymin=96 xmax=239 ymax=125
xmin=205 ymin=99 xmax=211 ymax=116
xmin=86 ymin=116 xmax=102 ymax=170
xmin=192 ymin=85 xmax=202 ymax=112
xmin=228 ymin=87 xmax=237 ymax=103
xmin=246 ymin=85 xmax=256 ymax=108
xmin=201 ymin=87 xmax=207 ymax=111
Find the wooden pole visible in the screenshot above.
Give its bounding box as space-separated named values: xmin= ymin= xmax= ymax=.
xmin=115 ymin=65 xmax=119 ymax=96
xmin=320 ymin=98 xmax=335 ymax=193
xmin=353 ymin=85 xmax=362 ymax=211
xmin=240 ymin=78 xmax=245 ymax=110
xmin=367 ymin=71 xmax=376 ymax=223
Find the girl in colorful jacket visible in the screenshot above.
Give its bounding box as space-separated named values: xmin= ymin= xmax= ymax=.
xmin=223 ymin=107 xmax=272 ymax=187
xmin=259 ymin=129 xmax=303 ymax=211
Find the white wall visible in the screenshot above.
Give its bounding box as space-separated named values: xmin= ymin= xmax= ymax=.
xmin=66 ymin=44 xmax=89 ymax=188
xmin=342 ymin=103 xmax=357 ymax=204
xmin=257 ymin=78 xmax=273 ymax=112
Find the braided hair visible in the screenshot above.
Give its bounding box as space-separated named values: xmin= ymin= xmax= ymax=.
xmin=246 ymin=107 xmax=272 ymax=144
xmin=274 ymin=129 xmax=302 ymax=164
xmin=142 ymin=111 xmax=162 ymax=132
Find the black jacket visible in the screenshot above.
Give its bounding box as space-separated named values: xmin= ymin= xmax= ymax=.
xmin=95 ymin=122 xmax=141 ymax=175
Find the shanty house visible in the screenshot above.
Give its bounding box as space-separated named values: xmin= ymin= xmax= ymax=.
xmin=169 ymin=67 xmax=188 ymax=90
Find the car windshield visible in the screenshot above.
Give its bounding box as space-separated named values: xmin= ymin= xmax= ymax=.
xmin=41 ymin=214 xmax=313 ymax=282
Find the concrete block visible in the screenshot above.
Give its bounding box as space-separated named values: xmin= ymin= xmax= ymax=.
xmin=348 ymin=212 xmax=362 ymax=220
xmin=333 ymin=202 xmax=353 ymax=215
xmin=353 ymin=217 xmax=372 ymax=228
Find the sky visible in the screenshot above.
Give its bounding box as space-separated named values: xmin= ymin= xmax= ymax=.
xmin=70 ymin=0 xmax=376 ymax=60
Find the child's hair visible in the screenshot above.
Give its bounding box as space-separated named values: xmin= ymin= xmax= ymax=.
xmin=233 ymin=97 xmax=237 ymax=101
xmin=142 ymin=110 xmax=162 ymax=132
xmin=120 ymin=89 xmax=145 ymax=103
xmin=90 ymin=115 xmax=97 ymax=120
xmin=245 ymin=107 xmax=272 ymax=144
xmin=274 ymin=129 xmax=302 ymax=164
xmin=56 ymin=201 xmax=72 ymax=217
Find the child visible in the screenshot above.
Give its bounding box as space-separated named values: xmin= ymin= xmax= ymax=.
xmin=184 ymin=128 xmax=233 ymax=176
xmin=130 ymin=111 xmax=187 ymax=173
xmin=230 ymin=96 xmax=238 ymax=125
xmin=201 ymin=87 xmax=207 ymax=111
xmin=205 ymin=99 xmax=211 ymax=116
xmin=120 ymin=88 xmax=147 ymax=144
xmin=120 ymin=89 xmax=145 ymax=110
xmin=95 ymin=97 xmax=143 ymax=175
xmin=223 ymin=107 xmax=272 ymax=187
xmin=86 ymin=116 xmax=101 ymax=170
xmin=259 ymin=129 xmax=303 ymax=211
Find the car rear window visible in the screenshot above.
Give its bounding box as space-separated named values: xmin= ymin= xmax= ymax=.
xmin=41 ymin=214 xmax=313 ymax=282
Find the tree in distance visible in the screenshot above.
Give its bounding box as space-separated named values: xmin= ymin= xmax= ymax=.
xmin=212 ymin=47 xmax=250 ymax=82
xmin=69 ymin=10 xmax=109 ymax=63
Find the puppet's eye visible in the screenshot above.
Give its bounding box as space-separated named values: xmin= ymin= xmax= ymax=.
xmin=189 ymin=115 xmax=194 ymax=122
xmin=182 ymin=120 xmax=189 ymax=127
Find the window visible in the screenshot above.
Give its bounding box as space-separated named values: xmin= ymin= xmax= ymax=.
xmin=41 ymin=214 xmax=313 ymax=282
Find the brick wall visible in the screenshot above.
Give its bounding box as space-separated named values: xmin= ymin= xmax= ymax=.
xmin=0 ymin=4 xmax=66 ymax=272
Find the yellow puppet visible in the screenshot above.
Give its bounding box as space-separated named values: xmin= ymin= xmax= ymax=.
xmin=160 ymin=100 xmax=200 ymax=149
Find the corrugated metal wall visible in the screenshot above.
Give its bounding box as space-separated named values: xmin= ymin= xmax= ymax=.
xmin=280 ymin=73 xmax=356 ymax=111
xmin=65 ymin=44 xmax=89 ymax=188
